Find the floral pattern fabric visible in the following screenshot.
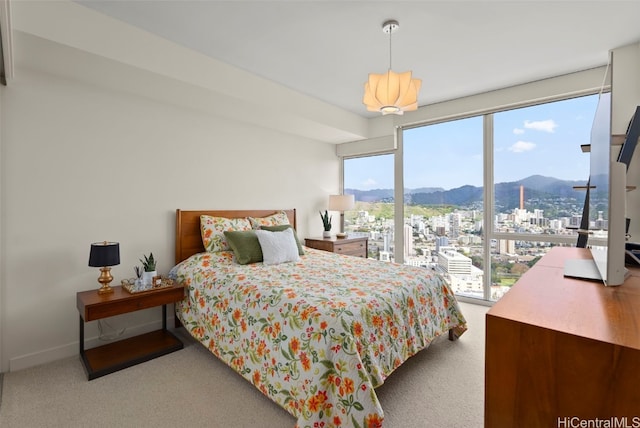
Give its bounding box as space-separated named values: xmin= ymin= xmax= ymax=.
xmin=175 ymin=248 xmax=467 ymax=428
xmin=200 ymin=215 xmax=253 ymax=252
xmin=248 ymin=210 xmax=291 ymax=229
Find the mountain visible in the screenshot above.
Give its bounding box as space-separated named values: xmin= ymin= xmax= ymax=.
xmin=348 ymin=175 xmax=587 ymax=210
xmin=346 ymin=188 xmax=395 ymax=202
xmin=345 ymin=187 xmax=444 ymax=202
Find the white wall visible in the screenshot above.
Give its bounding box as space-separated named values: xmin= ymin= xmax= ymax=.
xmin=0 ymin=48 xmax=338 ymax=372
xmin=11 ymin=0 xmax=368 ymax=144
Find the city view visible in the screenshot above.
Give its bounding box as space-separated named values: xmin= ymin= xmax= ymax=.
xmin=343 ymin=93 xmax=599 ymax=301
xmin=343 ymin=175 xmax=589 ymax=301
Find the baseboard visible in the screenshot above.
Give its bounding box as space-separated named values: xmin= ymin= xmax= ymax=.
xmin=8 ymin=317 xmax=175 ymax=372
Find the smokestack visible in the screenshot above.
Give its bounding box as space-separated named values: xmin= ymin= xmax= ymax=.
xmin=520 ymin=185 xmax=524 ymax=210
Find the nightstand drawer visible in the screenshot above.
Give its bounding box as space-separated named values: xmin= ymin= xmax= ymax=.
xmin=305 ymin=236 xmax=368 ymax=258
xmin=334 ymin=241 xmax=366 ymax=257
xmin=78 ymin=285 xmax=185 ymax=321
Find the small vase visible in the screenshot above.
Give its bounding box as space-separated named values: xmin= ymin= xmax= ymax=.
xmin=142 ymin=271 xmax=157 ymax=286
xmin=323 ymin=230 xmax=331 ymax=238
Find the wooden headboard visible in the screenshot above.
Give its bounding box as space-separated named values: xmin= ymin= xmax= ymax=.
xmin=175 ymin=209 xmax=297 ymax=264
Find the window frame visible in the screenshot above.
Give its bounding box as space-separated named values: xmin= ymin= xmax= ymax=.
xmin=342 ymin=87 xmax=606 ymax=302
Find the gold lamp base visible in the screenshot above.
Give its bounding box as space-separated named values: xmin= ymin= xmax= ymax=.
xmin=97 ymin=266 xmax=114 ymax=295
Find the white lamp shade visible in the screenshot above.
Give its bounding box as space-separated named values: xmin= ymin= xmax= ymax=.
xmin=328 ymin=194 xmax=355 ymax=212
xmin=363 ymin=70 xmax=421 ymax=115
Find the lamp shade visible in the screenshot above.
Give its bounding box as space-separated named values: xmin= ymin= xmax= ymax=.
xmin=88 ymin=242 xmax=120 ymax=267
xmin=328 ymin=194 xmax=355 ymax=212
xmin=363 ymin=70 xmax=421 ymax=115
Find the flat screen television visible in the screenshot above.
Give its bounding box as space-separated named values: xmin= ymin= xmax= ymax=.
xmin=564 ymin=91 xmax=629 ymax=286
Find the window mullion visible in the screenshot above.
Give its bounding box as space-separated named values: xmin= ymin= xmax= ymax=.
xmin=483 ymin=113 xmax=494 ymax=301
xmin=394 ymin=127 xmax=404 ymax=264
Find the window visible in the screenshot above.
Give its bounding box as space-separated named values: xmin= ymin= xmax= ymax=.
xmin=343 ymin=93 xmax=600 ymax=301
xmin=489 ymin=95 xmax=597 ymax=299
xmin=343 ymin=154 xmax=394 ymax=261
xmin=403 ymin=117 xmax=484 ymax=299
xmin=493 ymin=96 xmax=595 ymax=238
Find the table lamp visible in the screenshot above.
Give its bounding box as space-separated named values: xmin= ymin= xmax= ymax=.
xmin=88 ymin=241 xmax=120 ymax=295
xmin=328 ymin=194 xmax=355 ymax=238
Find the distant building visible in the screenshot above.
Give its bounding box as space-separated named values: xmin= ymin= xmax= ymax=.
xmin=404 ymin=224 xmax=414 ymax=258
xmin=379 ymin=251 xmax=392 ymax=262
xmin=383 ymin=232 xmax=391 ymax=252
xmin=570 ymin=215 xmax=582 ymax=228
xmin=498 ymin=239 xmax=515 ymax=255
xmin=449 ymin=212 xmax=461 ymax=239
xmin=438 ymin=250 xmax=472 ymax=275
xmin=405 ymin=256 xmax=428 ymax=268
xmin=594 ymin=211 xmax=607 ymax=230
xmin=435 ymin=236 xmax=449 ymax=252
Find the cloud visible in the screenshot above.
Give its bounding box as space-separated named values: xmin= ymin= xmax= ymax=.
xmin=513 ymin=128 xmax=525 ymax=135
xmin=524 ymin=119 xmax=558 ymax=133
xmin=362 ymin=178 xmax=377 ymax=187
xmin=509 ymin=141 xmax=536 ymax=153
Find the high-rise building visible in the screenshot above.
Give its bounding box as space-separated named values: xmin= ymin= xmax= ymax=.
xmin=404 ymin=224 xmax=414 ymax=258
xmin=449 ymin=212 xmax=461 ymax=239
xmin=435 ymin=236 xmax=449 ymax=252
xmin=498 ymin=239 xmax=515 ymax=255
xmin=438 ymin=250 xmax=472 ymax=275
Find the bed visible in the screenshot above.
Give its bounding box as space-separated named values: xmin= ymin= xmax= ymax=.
xmin=173 ymin=209 xmax=467 ymax=428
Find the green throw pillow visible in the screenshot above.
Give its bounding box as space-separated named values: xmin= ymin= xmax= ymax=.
xmin=260 ymin=225 xmax=305 ymax=255
xmin=223 ymin=230 xmax=263 ymax=265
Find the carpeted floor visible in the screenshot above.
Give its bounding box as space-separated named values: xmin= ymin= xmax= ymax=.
xmin=0 ymin=301 xmax=488 ymax=428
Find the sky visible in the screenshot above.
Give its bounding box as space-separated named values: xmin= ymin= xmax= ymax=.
xmin=345 ymin=93 xmax=601 ymax=191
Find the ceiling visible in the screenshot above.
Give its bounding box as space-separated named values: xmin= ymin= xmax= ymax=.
xmin=73 ymin=1 xmax=640 ymax=119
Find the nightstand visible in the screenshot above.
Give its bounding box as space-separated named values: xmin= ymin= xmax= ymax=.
xmin=304 ymin=236 xmax=368 ymax=258
xmin=76 ymin=283 xmax=185 ymax=380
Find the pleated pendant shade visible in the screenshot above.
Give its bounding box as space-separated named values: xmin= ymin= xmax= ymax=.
xmin=363 ymin=70 xmax=422 ymax=115
xmin=363 ymin=20 xmax=421 ymax=116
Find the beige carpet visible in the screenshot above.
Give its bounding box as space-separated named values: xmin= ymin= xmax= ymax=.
xmin=0 ymin=302 xmax=487 ymax=428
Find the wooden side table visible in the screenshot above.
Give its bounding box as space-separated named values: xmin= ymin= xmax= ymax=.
xmin=76 ymin=283 xmax=185 ymax=380
xmin=304 ymin=236 xmax=368 ymax=258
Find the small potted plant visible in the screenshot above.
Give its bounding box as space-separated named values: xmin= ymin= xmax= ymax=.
xmin=319 ymin=210 xmax=332 ymax=238
xmin=139 ymin=252 xmax=157 ymax=286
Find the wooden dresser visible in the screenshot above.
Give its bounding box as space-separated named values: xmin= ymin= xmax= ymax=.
xmin=485 ymin=247 xmax=640 ymax=427
xmin=304 ymin=236 xmax=368 ymax=258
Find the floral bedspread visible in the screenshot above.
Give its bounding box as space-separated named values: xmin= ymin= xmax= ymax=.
xmin=175 ymin=248 xmax=467 ymax=428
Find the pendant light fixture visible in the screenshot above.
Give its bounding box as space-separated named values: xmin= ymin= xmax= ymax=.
xmin=363 ymin=20 xmax=421 ymax=115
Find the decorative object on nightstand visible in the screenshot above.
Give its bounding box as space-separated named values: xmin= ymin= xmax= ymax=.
xmin=88 ymin=241 xmax=120 ymax=295
xmin=139 ymin=252 xmax=157 ymax=286
xmin=319 ymin=210 xmax=332 ymax=238
xmin=121 ymin=276 xmax=174 ymax=294
xmin=328 ymin=194 xmax=355 ymax=238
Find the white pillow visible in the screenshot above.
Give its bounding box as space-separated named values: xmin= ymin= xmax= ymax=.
xmin=254 ymin=228 xmax=300 ymax=265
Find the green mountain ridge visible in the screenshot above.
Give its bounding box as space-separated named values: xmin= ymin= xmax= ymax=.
xmin=346 ymin=175 xmax=587 ymax=211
